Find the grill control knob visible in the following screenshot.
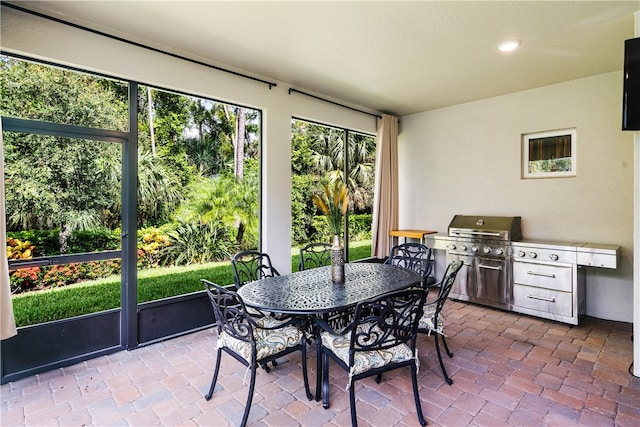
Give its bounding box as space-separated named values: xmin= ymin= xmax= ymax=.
xmin=530 ymin=252 xmax=538 ymax=258
xmin=496 ymin=248 xmax=504 ymax=255
xmin=483 ymin=246 xmax=491 ymax=254
xmin=447 ymin=244 xmax=456 ymax=250
xmin=549 ymin=254 xmax=559 ymax=261
xmin=471 ymin=246 xmax=479 ymax=253
xmin=460 ymin=245 xmax=467 ymax=251
xmin=517 ymin=251 xmax=526 ymax=257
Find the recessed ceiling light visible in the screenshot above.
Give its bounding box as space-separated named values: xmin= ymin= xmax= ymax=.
xmin=498 ymin=40 xmax=521 ymax=52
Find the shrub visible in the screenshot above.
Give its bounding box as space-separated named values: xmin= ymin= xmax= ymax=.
xmin=310 ymin=213 xmax=372 ymax=242
xmin=8 ymin=228 xmax=120 ymax=256
xmin=41 ymin=264 xmax=83 ymax=288
xmin=6 ymin=237 xmax=35 ymax=259
xmin=67 ymin=229 xmax=120 ymax=253
xmin=164 ymin=220 xmax=234 ymax=265
xmin=9 ymin=259 xmax=122 ymax=295
xmin=9 ymin=267 xmax=41 ymax=293
xmin=349 ymin=214 xmax=373 ymax=240
xmin=291 ymin=174 xmax=318 ymax=245
xmin=80 ymin=260 xmax=121 ymax=280
xmin=137 ymin=228 xmax=171 ymax=268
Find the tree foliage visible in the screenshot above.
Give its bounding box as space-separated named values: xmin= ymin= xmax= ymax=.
xmin=174 ymin=159 xmax=259 ymax=250
xmin=290 ymin=119 xmax=376 ymax=245
xmin=1 ymin=58 xmax=128 ymax=251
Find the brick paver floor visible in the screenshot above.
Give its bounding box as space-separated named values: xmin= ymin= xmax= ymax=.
xmin=2 ymin=300 xmax=639 ymax=426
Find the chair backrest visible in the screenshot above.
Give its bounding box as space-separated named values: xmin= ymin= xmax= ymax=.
xmin=231 ymin=250 xmax=280 ymax=290
xmin=349 ymin=288 xmax=426 ymax=355
xmin=298 ymin=242 xmax=332 ymax=271
xmin=385 ymin=243 xmax=433 ymax=286
xmin=431 ymin=259 xmax=464 ymax=315
xmin=202 ymin=279 xmax=254 ymax=344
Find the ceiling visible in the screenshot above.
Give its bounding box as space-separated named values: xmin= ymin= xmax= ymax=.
xmin=9 ymin=1 xmax=640 ymax=116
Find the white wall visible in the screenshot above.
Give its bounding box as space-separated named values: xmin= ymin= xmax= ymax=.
xmin=399 ymin=72 xmax=634 ymax=322
xmin=0 ymin=7 xmax=378 ymax=274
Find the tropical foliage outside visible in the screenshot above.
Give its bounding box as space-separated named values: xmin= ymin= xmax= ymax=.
xmin=2 ymin=56 xmax=376 ymax=326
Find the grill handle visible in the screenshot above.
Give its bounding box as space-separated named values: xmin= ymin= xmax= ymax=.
xmin=479 ymin=264 xmax=503 ymax=271
xmin=451 ymin=230 xmax=503 ymax=237
xmin=527 ymin=294 xmax=556 ymax=303
xmin=527 ymin=270 xmax=556 ymax=278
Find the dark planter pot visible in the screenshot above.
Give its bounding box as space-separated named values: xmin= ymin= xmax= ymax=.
xmin=1 ymin=291 xmax=215 ymax=384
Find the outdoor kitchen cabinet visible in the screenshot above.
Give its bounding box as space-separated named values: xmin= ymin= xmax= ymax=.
xmin=510 ymin=241 xmax=618 ymax=325
xmin=511 ymin=255 xmax=585 ymax=325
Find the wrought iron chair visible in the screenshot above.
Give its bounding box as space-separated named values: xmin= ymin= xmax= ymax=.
xmin=317 ymin=287 xmax=428 ymax=426
xmin=298 ymin=242 xmax=332 ymax=271
xmin=418 ymin=259 xmax=464 ymax=385
xmin=231 ymin=250 xmax=280 ymax=290
xmin=230 ymin=249 xmax=290 ymax=357
xmin=385 ymin=242 xmax=436 ymax=288
xmin=202 ymin=279 xmax=312 ymax=427
xmin=298 ymin=241 xmax=351 ymax=388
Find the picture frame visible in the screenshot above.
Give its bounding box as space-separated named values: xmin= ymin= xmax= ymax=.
xmin=522 ymin=128 xmax=577 ymax=179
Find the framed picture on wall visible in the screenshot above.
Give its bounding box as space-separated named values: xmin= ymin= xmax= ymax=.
xmin=522 ymin=128 xmax=577 ymax=179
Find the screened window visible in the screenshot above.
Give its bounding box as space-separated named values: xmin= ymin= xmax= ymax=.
xmin=291 ymin=119 xmax=376 ymax=263
xmin=2 ymin=55 xmax=262 ymax=326
xmin=136 ymin=86 xmax=262 ymax=303
xmin=2 ymin=56 xmax=127 ymax=325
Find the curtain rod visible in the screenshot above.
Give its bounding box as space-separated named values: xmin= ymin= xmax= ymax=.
xmin=288 ymin=88 xmax=382 ymax=119
xmin=1 ymin=2 xmax=278 ymax=90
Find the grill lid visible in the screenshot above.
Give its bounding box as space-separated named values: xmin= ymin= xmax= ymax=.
xmin=448 ymin=215 xmax=522 ymax=241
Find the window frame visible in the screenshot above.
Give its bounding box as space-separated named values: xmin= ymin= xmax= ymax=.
xmin=522 ymin=128 xmax=577 ymax=179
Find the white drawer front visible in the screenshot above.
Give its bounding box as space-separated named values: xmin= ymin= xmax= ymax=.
xmin=513 ymin=262 xmax=573 ymax=292
xmin=512 ymin=284 xmax=573 ymax=317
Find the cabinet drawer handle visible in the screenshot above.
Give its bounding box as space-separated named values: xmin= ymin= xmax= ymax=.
xmin=527 ymin=270 xmax=555 ymax=278
xmin=527 ymin=294 xmax=556 ymax=303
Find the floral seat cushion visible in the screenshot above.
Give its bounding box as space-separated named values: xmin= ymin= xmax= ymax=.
xmin=320 ymin=323 xmax=415 ymax=378
xmin=217 ymin=317 xmax=303 ymax=362
xmin=418 ymin=304 xmax=443 ymax=334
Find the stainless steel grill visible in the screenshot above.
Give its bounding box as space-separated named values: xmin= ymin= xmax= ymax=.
xmin=445 ymin=215 xmax=522 ymax=310
xmin=425 ymin=214 xmax=619 ymax=325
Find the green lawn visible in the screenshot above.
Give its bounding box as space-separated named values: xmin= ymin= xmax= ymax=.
xmin=11 ymin=241 xmax=373 ymax=327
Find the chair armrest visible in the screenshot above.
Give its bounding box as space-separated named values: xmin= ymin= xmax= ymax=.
xmin=314 ymin=317 xmax=352 ymax=336
xmin=251 ymin=315 xmax=300 ymax=331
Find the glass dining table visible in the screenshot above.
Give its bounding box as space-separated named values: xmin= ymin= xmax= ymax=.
xmin=236 ymin=262 xmax=423 ymax=400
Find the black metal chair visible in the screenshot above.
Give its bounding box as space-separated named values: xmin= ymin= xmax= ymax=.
xmin=231 ymin=250 xmax=280 ymax=290
xmin=317 ymin=287 xmax=428 ymax=426
xmin=385 ymin=242 xmax=436 ymax=288
xmin=298 ymin=242 xmax=332 ymax=271
xmin=202 ymin=279 xmax=312 ymax=427
xmin=298 ymin=241 xmax=352 ymax=391
xmin=417 ymin=259 xmax=464 ymax=385
xmin=230 ymin=249 xmax=292 ymax=353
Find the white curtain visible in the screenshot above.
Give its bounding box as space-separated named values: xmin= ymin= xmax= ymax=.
xmin=1 ymin=122 xmax=17 ymax=340
xmin=371 ymin=114 xmax=399 ymax=259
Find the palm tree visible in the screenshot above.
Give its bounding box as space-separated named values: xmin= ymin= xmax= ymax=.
xmin=175 ymin=162 xmax=259 ymax=249
xmin=298 ymin=121 xmax=376 ymax=213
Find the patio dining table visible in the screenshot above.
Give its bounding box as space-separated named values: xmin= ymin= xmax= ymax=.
xmin=236 ymin=262 xmax=422 ymax=315
xmin=236 ymin=262 xmax=422 ymax=400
